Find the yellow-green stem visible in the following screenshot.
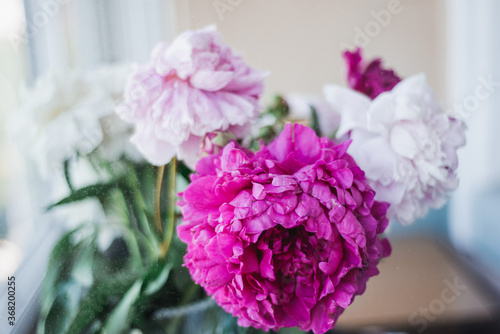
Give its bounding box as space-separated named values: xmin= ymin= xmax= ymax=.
xmin=161 ymin=157 xmax=177 ymax=258
xmin=155 ymin=165 xmax=165 ymax=235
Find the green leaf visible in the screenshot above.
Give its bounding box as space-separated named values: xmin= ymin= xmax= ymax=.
xmin=141 ymin=261 xmax=172 ymax=296
xmin=310 ymin=105 xmax=321 ymax=137
xmin=100 ymin=188 xmax=129 ymax=221
xmin=267 ymin=95 xmax=289 ymax=119
xmin=135 ymin=163 xmax=158 ymax=213
xmin=102 ymin=279 xmax=143 ymax=334
xmin=37 ymin=226 xmax=94 ymax=334
xmin=63 ymin=159 xmax=74 ymax=193
xmin=38 ymin=229 xmax=84 ymax=324
xmin=82 ymin=320 xmax=102 ymax=334
xmin=177 ymin=161 xmax=193 ymax=182
xmin=64 ymin=274 xmax=138 ymax=334
xmin=43 ymin=281 xmax=83 ymax=334
xmin=119 ymin=176 xmax=153 ymax=238
xmin=47 ymin=180 xmax=120 ymax=210
xmin=71 ymin=236 xmax=96 ymax=287
xmin=132 ymin=227 xmax=160 ymax=262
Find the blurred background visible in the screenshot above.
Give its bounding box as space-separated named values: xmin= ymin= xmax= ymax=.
xmin=0 ymin=0 xmax=499 ymax=333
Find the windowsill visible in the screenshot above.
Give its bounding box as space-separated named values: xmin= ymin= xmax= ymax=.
xmin=0 ymin=225 xmax=63 ymax=334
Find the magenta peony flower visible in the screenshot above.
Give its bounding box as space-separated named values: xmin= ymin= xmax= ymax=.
xmin=117 ymin=25 xmax=265 ymax=168
xmin=344 ymin=48 xmax=401 ymax=99
xmin=178 ymin=123 xmax=391 ymax=333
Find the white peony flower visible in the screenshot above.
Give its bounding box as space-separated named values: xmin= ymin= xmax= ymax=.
xmin=11 ymin=64 xmax=140 ymax=178
xmin=324 ymin=74 xmax=466 ymax=225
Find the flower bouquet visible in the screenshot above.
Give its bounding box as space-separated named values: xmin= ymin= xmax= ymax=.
xmin=14 ymin=26 xmax=465 ymax=334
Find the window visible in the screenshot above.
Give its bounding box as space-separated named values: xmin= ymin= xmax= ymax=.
xmin=0 ymin=1 xmax=175 ymax=331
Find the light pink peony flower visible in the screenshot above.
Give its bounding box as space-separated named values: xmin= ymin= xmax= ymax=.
xmin=344 ymin=48 xmax=401 ymax=99
xmin=117 ymin=25 xmax=265 ymax=168
xmin=178 ymin=123 xmax=391 ymax=334
xmin=326 ymin=74 xmax=466 ymax=225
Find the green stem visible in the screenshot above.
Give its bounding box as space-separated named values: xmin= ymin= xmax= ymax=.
xmin=120 ymin=180 xmax=160 ymax=262
xmin=155 ymin=165 xmax=165 ymax=235
xmin=161 ymin=158 xmax=177 ymax=258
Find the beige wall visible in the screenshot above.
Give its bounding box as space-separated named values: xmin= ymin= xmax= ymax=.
xmin=175 ymin=0 xmax=446 ymax=101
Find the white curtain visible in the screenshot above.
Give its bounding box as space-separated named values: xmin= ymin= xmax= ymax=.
xmin=447 ymin=0 xmax=500 ymax=272
xmin=24 ymin=0 xmax=175 ymax=80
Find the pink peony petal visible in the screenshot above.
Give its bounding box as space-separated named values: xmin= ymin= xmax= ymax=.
xmin=206 ymin=264 xmax=233 ymax=286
